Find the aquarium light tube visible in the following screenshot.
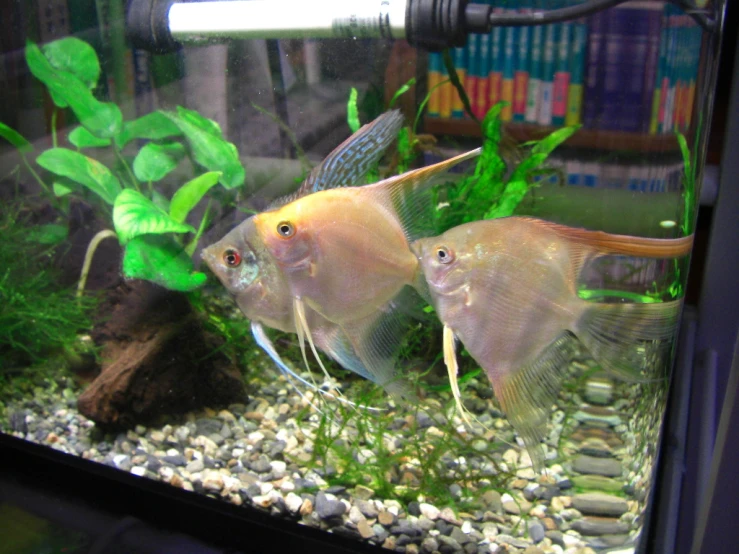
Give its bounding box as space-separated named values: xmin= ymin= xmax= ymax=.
xmin=126 ymin=0 xmax=716 ymax=53
xmin=168 ymin=0 xmax=408 ymax=41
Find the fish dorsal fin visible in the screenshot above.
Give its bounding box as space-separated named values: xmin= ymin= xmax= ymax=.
xmin=271 ymin=110 xmax=404 ymax=209
xmin=367 ymin=147 xmax=482 ymax=243
xmin=519 ymin=217 xmax=694 ymax=259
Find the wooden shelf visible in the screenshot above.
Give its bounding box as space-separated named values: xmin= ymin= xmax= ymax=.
xmin=424 ymin=118 xmax=681 ymax=153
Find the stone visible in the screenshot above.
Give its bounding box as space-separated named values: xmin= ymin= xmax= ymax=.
xmin=356 ymin=499 xmax=379 ymax=518
xmin=299 ymin=498 xmax=313 ymax=516
xmin=421 ymin=537 xmax=439 ymax=552
xmin=571 ymin=493 xmax=629 ymax=517
xmin=202 ymin=470 xmax=224 ymax=492
xmin=482 ymin=490 xmax=502 ymax=512
xmin=353 ymin=485 xmax=375 ymax=500
xmin=571 ymin=518 xmax=630 ymax=536
xmin=185 ymin=459 xmax=205 ymax=473
xmin=315 ymin=492 xmax=346 ymax=519
xmin=572 ymin=455 xmax=623 ymax=477
xmin=357 ymin=519 xmax=375 ymax=539
xmin=439 ymin=507 xmax=462 ymax=526
xmin=285 ymin=492 xmax=303 ymax=513
xmin=419 ymin=503 xmax=440 ymax=520
xmin=450 ymin=526 xmax=470 ymax=545
xmin=527 ymin=520 xmax=545 ymax=543
xmin=496 ymin=534 xmax=532 ymax=549
xmin=571 ymin=474 xmax=623 ymax=493
xmin=378 ymin=510 xmax=396 ymax=526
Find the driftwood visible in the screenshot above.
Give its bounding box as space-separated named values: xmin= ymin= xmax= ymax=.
xmin=77 ymin=280 xmax=245 ymax=426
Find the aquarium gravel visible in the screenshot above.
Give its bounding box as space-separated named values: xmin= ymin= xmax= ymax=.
xmin=1 ymin=340 xmax=660 ymax=554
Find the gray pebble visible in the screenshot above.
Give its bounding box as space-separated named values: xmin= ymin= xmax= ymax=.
xmin=527 ymin=519 xmax=545 ymax=543
xmin=315 ymin=492 xmax=346 ymax=519
xmin=572 ymin=493 xmax=629 ymax=517
xmin=186 ymin=459 xmax=205 ymax=473
xmin=449 ymin=526 xmax=470 ymax=545
xmin=572 ymin=455 xmax=623 ymax=477
xmin=162 ymin=454 xmax=186 ymax=467
xmin=571 ymin=518 xmax=630 ymax=536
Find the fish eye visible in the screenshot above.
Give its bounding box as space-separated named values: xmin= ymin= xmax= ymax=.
xmin=436 ymin=246 xmax=454 ymax=264
xmin=277 ymin=221 xmax=295 ymax=238
xmin=223 ymin=248 xmax=242 ymax=267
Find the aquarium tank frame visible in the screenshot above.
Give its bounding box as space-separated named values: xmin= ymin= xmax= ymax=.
xmin=1 ymin=1 xmax=736 ymax=553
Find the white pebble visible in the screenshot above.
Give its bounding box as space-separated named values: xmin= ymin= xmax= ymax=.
xmin=260 ymin=482 xmax=274 ymax=496
xmin=285 ymin=492 xmax=303 ymax=513
xmin=419 ymin=503 xmax=440 ymax=520
xmin=461 ymin=520 xmax=472 ymax=534
xmin=130 ymin=466 xmax=146 ymax=477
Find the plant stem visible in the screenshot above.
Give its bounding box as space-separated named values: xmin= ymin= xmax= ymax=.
xmin=51 ymin=109 xmax=58 ymax=148
xmin=185 ymin=198 xmax=212 ymax=257
xmin=77 ymin=229 xmax=117 ymax=298
xmin=19 ymin=152 xmax=53 ymax=197
xmin=114 ymin=145 xmax=140 ymax=192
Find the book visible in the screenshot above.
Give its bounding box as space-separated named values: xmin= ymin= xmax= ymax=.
xmin=552 ymin=0 xmax=572 ymax=126
xmin=465 ymin=33 xmax=480 ymax=118
xmin=582 ymin=10 xmax=606 ymax=129
xmin=500 ymin=1 xmax=516 ymax=121
xmin=451 ymin=46 xmax=467 ymax=119
xmin=537 ymin=20 xmax=556 ymax=126
xmin=488 ymin=4 xmax=505 ymax=112
xmin=426 ymin=52 xmax=442 ymax=118
xmin=513 ymin=0 xmax=532 ymax=122
xmin=565 ymin=4 xmax=587 ymax=126
xmin=525 ymin=2 xmax=544 ymax=123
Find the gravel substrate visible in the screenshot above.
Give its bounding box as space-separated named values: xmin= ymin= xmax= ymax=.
xmin=0 ymin=341 xmax=666 ymax=554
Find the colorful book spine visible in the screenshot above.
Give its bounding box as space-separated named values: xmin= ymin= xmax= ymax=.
xmin=451 ymin=46 xmax=467 ymax=119
xmin=537 ymin=19 xmax=557 ymax=126
xmin=426 ymin=52 xmax=442 ymax=118
xmin=565 ymin=6 xmax=587 ymax=126
xmin=649 ymin=5 xmax=669 ymax=134
xmin=465 ymin=34 xmax=480 ymax=118
xmin=439 ymin=56 xmax=453 ymax=119
xmin=501 ymin=1 xmax=516 ymax=121
xmin=598 ymin=3 xmax=661 ymax=132
xmin=662 ymin=5 xmax=679 ymax=132
xmin=525 ymin=3 xmax=544 ymax=123
xmin=583 ymin=11 xmax=606 ymax=129
xmin=488 ymin=5 xmax=505 ymax=111
xmin=476 ymin=18 xmax=491 ymax=118
xmin=552 ymin=0 xmax=571 ymax=126
xmin=683 ymin=17 xmax=701 ymax=129
xmin=513 ymin=0 xmax=532 ymax=122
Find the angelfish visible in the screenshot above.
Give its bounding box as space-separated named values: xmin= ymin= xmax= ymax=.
xmin=202 ymin=110 xmax=406 ymax=395
xmin=251 ymin=146 xmax=481 ymax=397
xmin=411 ymin=217 xmax=693 ymax=470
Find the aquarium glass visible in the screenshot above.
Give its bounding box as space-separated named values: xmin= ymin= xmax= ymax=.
xmin=0 ymin=0 xmax=726 ymax=553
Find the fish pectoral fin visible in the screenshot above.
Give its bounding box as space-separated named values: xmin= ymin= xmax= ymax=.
xmin=576 ymin=299 xmax=682 ymax=382
xmin=293 ymin=298 xmax=334 ymax=385
xmin=443 ymin=325 xmax=472 ymax=427
xmin=340 ymin=292 xmax=418 ymax=401
xmin=492 ymin=332 xmax=579 ymax=473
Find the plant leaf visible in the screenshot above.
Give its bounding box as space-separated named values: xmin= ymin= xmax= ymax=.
xmin=132 ymin=142 xmax=185 ymax=182
xmin=389 ymin=78 xmax=416 ymax=109
xmin=115 ymin=112 xmax=183 ymax=147
xmin=176 ymin=106 xmax=222 ymax=137
xmin=42 ymin=37 xmax=100 ymax=90
xmin=113 ymin=189 xmax=194 ymax=244
xmin=122 ymin=234 xmax=207 ymax=291
xmin=169 ymin=171 xmax=221 ymax=223
xmin=69 ymin=126 xmax=111 ymax=148
xmin=162 ymin=109 xmax=245 ymax=189
xmin=485 ymin=180 xmax=529 ymax=219
xmin=52 ymin=181 xmax=74 ymax=197
xmin=347 ymin=88 xmax=360 ymax=132
xmin=36 ymin=148 xmax=121 ymax=204
xmin=26 ymin=41 xmax=122 ymax=138
xmin=511 ymin=125 xmax=580 ymax=183
xmin=27 ymin=224 xmax=68 ymax=245
xmin=0 ymin=122 xmax=33 ymax=153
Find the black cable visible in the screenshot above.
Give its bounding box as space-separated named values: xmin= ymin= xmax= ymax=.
xmin=465 ymin=0 xmax=715 ymax=34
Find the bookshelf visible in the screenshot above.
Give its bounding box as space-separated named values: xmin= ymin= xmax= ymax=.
xmin=424 ymin=118 xmax=681 ymax=153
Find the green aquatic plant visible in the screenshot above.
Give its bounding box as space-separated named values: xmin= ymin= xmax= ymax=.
xmin=434 ymin=102 xmax=580 ymax=233
xmin=0 ymin=207 xmax=96 ymax=372
xmin=0 ymin=37 xmax=246 ymax=293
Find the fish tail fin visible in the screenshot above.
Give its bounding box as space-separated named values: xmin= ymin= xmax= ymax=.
xmin=492 ymin=332 xmax=580 ymax=473
xmin=576 ymin=299 xmax=683 ymax=381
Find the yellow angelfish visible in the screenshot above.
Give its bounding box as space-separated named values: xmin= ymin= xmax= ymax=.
xmin=251 ymin=149 xmax=481 ymax=397
xmin=412 ymin=217 xmax=694 ymax=470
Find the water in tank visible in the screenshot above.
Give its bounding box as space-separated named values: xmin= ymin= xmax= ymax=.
xmin=0 ymin=0 xmax=726 ymax=552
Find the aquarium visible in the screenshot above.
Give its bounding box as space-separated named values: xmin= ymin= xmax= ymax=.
xmin=0 ymin=0 xmax=727 ymax=553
